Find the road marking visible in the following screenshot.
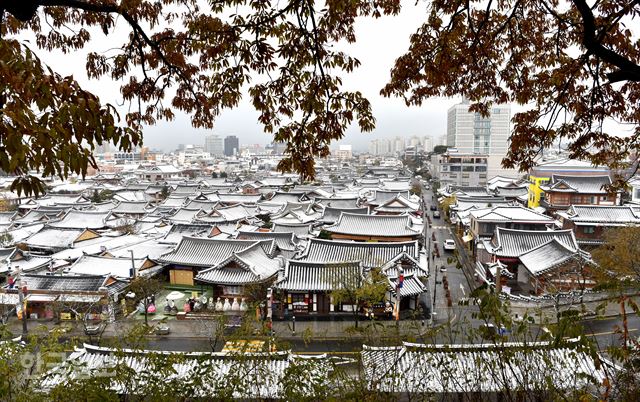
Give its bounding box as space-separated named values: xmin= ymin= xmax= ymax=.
xmin=432 ymin=226 xmax=448 ymax=229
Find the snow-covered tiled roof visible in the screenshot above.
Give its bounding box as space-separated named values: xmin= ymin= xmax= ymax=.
xmin=68 ymin=255 xmax=150 ymax=278
xmin=297 ymin=238 xmax=419 ymax=269
xmin=274 ymin=260 xmax=362 ymax=291
xmin=543 ymin=175 xmax=612 ymax=194
xmin=469 ymin=206 xmax=554 ymax=223
xmin=158 ymin=237 xmax=263 ymax=267
xmin=160 ymin=223 xmax=213 ymax=245
xmin=196 ymin=243 xmax=282 ymax=285
xmin=320 ymin=206 xmax=369 ymax=224
xmin=217 ymin=193 xmax=262 ymax=205
xmin=236 ymin=231 xmax=299 ymax=251
xmin=25 ymin=228 xmax=99 ymax=250
xmin=557 ymin=205 xmax=640 ymax=225
xmin=50 ymin=210 xmax=112 ymax=229
xmin=518 ymin=239 xmax=581 ymax=277
xmin=492 ymin=228 xmax=578 ymax=258
xmin=362 ymin=342 xmax=606 ymax=394
xmin=325 ymin=213 xmax=420 ymax=237
xmin=111 ymin=201 xmax=153 ymax=215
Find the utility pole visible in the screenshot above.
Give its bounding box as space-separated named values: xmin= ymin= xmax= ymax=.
xmin=395 ymin=265 xmax=404 ymax=326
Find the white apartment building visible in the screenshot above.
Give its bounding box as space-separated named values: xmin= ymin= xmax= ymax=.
xmin=204 ymin=135 xmax=224 ymax=156
xmin=446 ymin=100 xmax=517 ymax=178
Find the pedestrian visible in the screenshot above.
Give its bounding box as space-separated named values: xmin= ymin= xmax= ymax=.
xmin=189 ymin=298 xmax=195 ymax=312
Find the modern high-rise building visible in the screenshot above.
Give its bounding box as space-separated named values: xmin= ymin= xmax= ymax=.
xmin=204 ymin=135 xmax=224 ymax=156
xmin=446 ymin=100 xmax=517 ymax=178
xmin=224 ymin=135 xmax=239 ymax=156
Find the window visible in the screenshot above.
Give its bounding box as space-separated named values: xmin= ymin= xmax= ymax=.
xmin=450 ymin=174 xmax=458 ymax=178
xmin=479 ymin=174 xmax=487 ymax=179
xmin=463 ymin=166 xmax=474 ymax=172
xmin=635 ymin=189 xmax=640 ymax=199
xmin=223 ymin=286 xmax=241 ymax=295
xmin=450 ymin=165 xmax=462 ymax=172
xmin=583 ymin=226 xmax=595 ymax=234
xmin=462 ymin=173 xmax=470 ymax=179
xmin=475 ymin=166 xmax=487 ymax=172
xmin=601 ymin=196 xmax=608 ymax=201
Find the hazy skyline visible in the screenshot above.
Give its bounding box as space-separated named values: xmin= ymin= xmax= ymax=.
xmin=18 ymin=2 xmax=458 ymax=152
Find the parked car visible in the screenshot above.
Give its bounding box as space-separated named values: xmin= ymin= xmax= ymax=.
xmin=433 ymin=210 xmax=441 ymax=218
xmin=439 ymin=266 xmax=447 ymax=272
xmin=430 ymin=204 xmax=437 ymax=211
xmin=443 ymin=239 xmax=456 ymax=251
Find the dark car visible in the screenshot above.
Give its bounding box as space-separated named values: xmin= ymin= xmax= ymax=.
xmin=430 ymin=205 xmax=437 ymax=211
xmin=433 ymin=210 xmax=441 ymax=218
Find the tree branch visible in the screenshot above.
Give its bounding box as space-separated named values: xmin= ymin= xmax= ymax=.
xmin=571 ymin=0 xmax=640 ymax=82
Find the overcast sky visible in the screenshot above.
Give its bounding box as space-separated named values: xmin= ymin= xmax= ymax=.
xmin=25 ymin=2 xmax=460 ymax=152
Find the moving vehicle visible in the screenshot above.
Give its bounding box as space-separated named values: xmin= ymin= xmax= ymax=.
xmin=443 ymin=239 xmax=456 ymax=251
xmin=433 ymin=210 xmax=441 ymax=218
xmin=430 ymin=205 xmax=437 ymax=211
xmin=439 ymin=266 xmax=447 ymax=272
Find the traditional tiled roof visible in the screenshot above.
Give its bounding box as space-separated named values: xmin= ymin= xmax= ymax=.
xmin=68 ymin=255 xmax=150 ymax=278
xmin=491 ymin=228 xmax=578 ymax=258
xmin=543 ymin=175 xmax=612 ymax=194
xmin=314 ymin=197 xmax=360 ymax=209
xmin=297 ymin=238 xmax=419 ymax=269
xmin=159 ymin=195 xmax=189 ymax=208
xmin=25 ymin=228 xmax=99 ymax=250
xmin=22 ymin=274 xmax=107 ymax=292
xmin=161 ymin=223 xmax=213 ymax=244
xmin=268 ymin=192 xmax=304 ymax=204
xmin=320 ymin=206 xmax=369 ymax=224
xmin=557 ymin=205 xmax=640 ymax=225
xmin=168 ymin=208 xmax=201 ymax=223
xmin=158 ymin=237 xmax=266 ymax=267
xmin=274 ymin=261 xmax=363 ymax=291
xmin=40 ymin=344 xmax=330 ymax=398
xmin=184 ymin=199 xmax=219 ymax=212
xmin=374 ymin=195 xmax=420 ymax=214
xmin=362 ymin=342 xmax=606 ymax=394
xmin=236 ymin=231 xmax=299 ymax=251
xmin=50 ymin=210 xmax=111 ymax=229
xmin=325 ymin=213 xmax=421 ymax=237
xmin=518 ymin=239 xmax=581 ymax=277
xmin=469 ymin=206 xmax=555 ymax=223
xmin=196 ymin=243 xmax=282 ymax=284
xmin=111 ymin=201 xmax=152 ymax=215
xmin=272 ymin=223 xmax=312 ymax=237
xmin=494 ymin=185 xmax=529 ymax=198
xmin=217 ymin=193 xmax=263 ymax=205
xmin=388 ymin=275 xmax=426 ymax=297
xmin=367 ymin=190 xmax=410 ymax=206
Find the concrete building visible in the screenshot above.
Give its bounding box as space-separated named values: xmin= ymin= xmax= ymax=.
xmin=446 ymin=100 xmax=516 ymax=178
xmin=422 ymin=136 xmax=433 ymax=153
xmin=224 ymin=135 xmax=239 ymax=156
xmin=335 ymin=144 xmax=353 ymax=160
xmin=204 ymin=135 xmax=224 ymax=156
xmin=431 ymin=150 xmax=489 ymax=186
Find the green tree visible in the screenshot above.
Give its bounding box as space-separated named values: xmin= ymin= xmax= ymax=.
xmin=211 ymin=171 xmax=218 ymax=179
xmin=128 ymin=276 xmax=164 ymax=326
xmin=433 ymin=145 xmax=448 ymax=154
xmin=410 ymin=184 xmax=422 ymax=197
xmin=220 ymin=172 xmax=228 ymax=178
xmin=329 ymin=266 xmax=388 ymax=329
xmin=382 ymin=0 xmax=640 ymax=185
xmin=159 ymin=185 xmax=170 ymax=200
xmin=90 ymin=189 xmax=101 ymax=203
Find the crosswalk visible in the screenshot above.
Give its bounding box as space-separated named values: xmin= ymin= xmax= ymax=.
xmin=431 ymin=225 xmax=448 ymax=230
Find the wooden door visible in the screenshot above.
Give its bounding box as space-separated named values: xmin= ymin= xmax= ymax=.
xmin=317 ymin=293 xmax=330 ymax=315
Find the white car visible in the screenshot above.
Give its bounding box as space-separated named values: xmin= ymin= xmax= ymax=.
xmin=443 ymin=239 xmax=456 ymax=251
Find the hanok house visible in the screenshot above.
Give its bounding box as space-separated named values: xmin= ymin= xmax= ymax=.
xmin=481 ymin=228 xmax=594 ymax=295
xmin=0 ymin=274 xmax=114 ymax=320
xmin=158 ymin=237 xmax=276 ymax=286
xmin=296 ymin=238 xmax=420 ymax=270
xmin=539 ymin=174 xmax=620 ymax=214
xmin=361 ymin=342 xmax=607 ymax=398
xmin=323 ymin=213 xmax=422 ymax=242
xmin=381 ymin=253 xmax=429 ymax=312
xmin=273 ymin=261 xmax=364 ymax=317
xmin=373 ymin=195 xmax=421 ymax=216
xmin=22 ymin=227 xmax=102 ymax=255
xmin=468 ymin=205 xmax=555 ymax=256
xmin=195 ymin=242 xmax=282 ymax=300
xmin=557 ymin=205 xmax=640 ymax=247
